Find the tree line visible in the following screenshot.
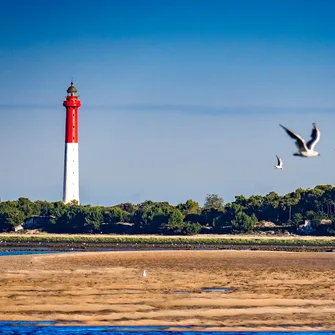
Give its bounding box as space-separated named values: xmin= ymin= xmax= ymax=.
xmin=1 ymin=184 xmax=335 ymax=235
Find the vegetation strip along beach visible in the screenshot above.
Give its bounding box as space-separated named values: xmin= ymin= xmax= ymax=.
xmin=1 ymin=234 xmax=335 ymax=252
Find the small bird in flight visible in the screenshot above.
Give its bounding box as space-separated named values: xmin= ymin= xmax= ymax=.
xmin=280 ymin=123 xmax=321 ymax=157
xmin=274 ymin=155 xmax=283 ymax=169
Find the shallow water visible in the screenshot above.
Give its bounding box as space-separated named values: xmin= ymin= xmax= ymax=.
xmin=0 ymin=322 xmax=334 ymax=334
xmin=0 ymin=251 xmax=62 ymax=256
xmin=201 ymin=287 xmax=234 ymax=292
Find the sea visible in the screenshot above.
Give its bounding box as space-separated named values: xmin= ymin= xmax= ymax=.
xmin=0 ymin=323 xmax=334 ymax=335
xmin=0 ymin=322 xmax=334 ymax=335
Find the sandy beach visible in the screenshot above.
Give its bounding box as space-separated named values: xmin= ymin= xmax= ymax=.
xmin=1 ymin=250 xmax=335 ymax=331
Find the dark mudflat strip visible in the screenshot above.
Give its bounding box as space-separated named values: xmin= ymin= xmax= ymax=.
xmin=0 ymin=241 xmax=334 ymax=253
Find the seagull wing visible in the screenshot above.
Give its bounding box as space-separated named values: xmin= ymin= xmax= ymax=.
xmin=280 ymin=124 xmax=308 ymax=152
xmin=276 ymin=155 xmax=281 ymax=166
xmin=306 ymin=123 xmax=320 ymax=151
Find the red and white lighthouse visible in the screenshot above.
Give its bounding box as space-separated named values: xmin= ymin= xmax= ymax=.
xmin=63 ymin=82 xmax=81 ymax=204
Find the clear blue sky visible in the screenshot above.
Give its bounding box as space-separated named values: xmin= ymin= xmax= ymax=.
xmin=0 ymin=0 xmax=334 ymax=206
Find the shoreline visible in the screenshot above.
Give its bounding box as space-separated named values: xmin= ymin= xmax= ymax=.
xmin=1 ymin=241 xmax=335 ymax=253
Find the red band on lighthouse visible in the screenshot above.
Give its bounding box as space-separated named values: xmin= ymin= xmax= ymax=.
xmin=65 ymin=108 xmax=78 ymax=143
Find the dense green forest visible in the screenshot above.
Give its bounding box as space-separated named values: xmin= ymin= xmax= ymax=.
xmin=1 ymin=184 xmax=335 ymax=235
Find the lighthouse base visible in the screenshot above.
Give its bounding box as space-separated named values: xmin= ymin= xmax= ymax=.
xmin=63 ymin=143 xmax=80 ymax=204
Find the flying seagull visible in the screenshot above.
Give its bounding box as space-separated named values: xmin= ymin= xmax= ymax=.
xmin=280 ymin=123 xmax=321 ymax=157
xmin=274 ymin=155 xmax=283 ymax=169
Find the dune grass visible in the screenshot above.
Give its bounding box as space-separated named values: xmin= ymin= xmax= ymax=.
xmin=0 ymin=233 xmax=335 ymax=246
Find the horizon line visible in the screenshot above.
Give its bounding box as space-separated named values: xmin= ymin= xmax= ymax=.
xmin=0 ymin=104 xmax=334 ymax=115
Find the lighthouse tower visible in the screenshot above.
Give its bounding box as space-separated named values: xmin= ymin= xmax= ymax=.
xmin=63 ymin=82 xmax=81 ymax=204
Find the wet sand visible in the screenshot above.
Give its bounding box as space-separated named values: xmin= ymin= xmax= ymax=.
xmin=1 ymin=250 xmax=335 ymax=331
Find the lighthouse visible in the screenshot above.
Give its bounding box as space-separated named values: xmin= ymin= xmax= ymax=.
xmin=63 ymin=82 xmax=81 ymax=204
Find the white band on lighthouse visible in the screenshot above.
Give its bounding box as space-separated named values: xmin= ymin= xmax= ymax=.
xmin=63 ymin=142 xmax=79 ymax=204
